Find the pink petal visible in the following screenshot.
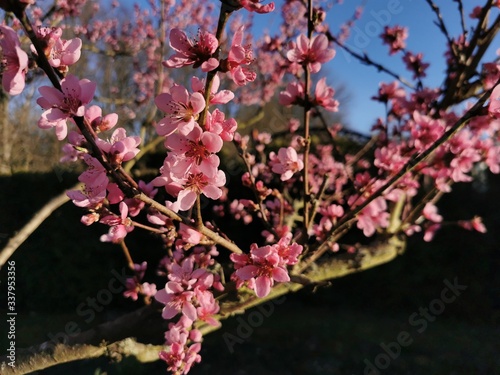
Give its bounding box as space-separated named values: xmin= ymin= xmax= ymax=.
xmin=255 ymin=276 xmax=271 ymax=297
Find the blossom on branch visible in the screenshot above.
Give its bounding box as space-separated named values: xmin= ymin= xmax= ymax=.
xmin=286 ymin=33 xmax=335 ymax=73
xmin=380 ymin=25 xmax=408 ymax=55
xmin=231 ymin=243 xmax=291 ymax=298
xmin=33 ymin=27 xmax=82 ymax=72
xmin=221 ymin=26 xmax=256 ymax=86
xmin=155 ymin=84 xmax=206 ymax=137
xmin=269 ymin=146 xmax=304 ymax=181
xmin=0 ymin=25 xmax=28 ymax=95
xmin=238 ymin=0 xmax=275 ymax=13
xmin=164 ymin=28 xmax=219 ymax=72
xmin=37 ymin=74 xmax=96 ymax=140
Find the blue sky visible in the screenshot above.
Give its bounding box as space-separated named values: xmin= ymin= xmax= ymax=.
xmin=249 ymin=0 xmax=500 ymax=133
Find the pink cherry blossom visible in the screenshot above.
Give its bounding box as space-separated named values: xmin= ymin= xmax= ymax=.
xmin=165 ymin=28 xmax=219 ymax=72
xmin=155 ymin=84 xmax=206 ymax=136
xmin=175 ymin=169 xmax=226 ymax=211
xmin=85 ymin=105 xmax=118 ymax=132
xmin=223 ymin=26 xmax=256 ymax=86
xmin=423 ymin=203 xmax=442 ymax=223
xmin=313 ymin=77 xmax=339 ymax=112
xmin=33 ymin=27 xmax=82 ymax=70
xmin=380 ymin=25 xmax=408 ymax=55
xmin=165 ymin=123 xmax=222 ymax=178
xmin=238 ymin=0 xmax=275 ymax=13
xmin=403 ymin=52 xmax=429 ymax=79
xmin=205 ymin=109 xmax=237 ymax=141
xmin=97 ymin=127 xmax=141 ymax=164
xmin=0 ymin=25 xmax=28 ymax=95
xmin=155 ymin=281 xmax=197 ymax=320
xmin=231 ymin=244 xmax=290 ymax=298
xmin=269 ymin=147 xmax=304 ymax=181
xmin=355 ymin=197 xmax=390 ymax=237
xmin=100 ymin=201 xmax=134 ymax=243
xmin=286 ymin=33 xmax=335 ymax=73
xmin=37 ymin=74 xmax=96 ymax=140
xmin=279 ymin=81 xmax=304 ymax=106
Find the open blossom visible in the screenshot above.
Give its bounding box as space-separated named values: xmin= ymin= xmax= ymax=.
xmin=223 ymin=26 xmax=256 ymax=86
xmin=165 ymin=123 xmax=223 ymax=178
xmin=37 ymin=74 xmax=96 ymax=140
xmin=155 ymin=84 xmax=205 ymax=137
xmin=0 ymin=25 xmax=28 ymax=95
xmin=238 ymin=0 xmax=275 ymax=13
xmin=286 ymin=33 xmax=335 ymax=73
xmin=97 ymin=128 xmax=141 ymax=164
xmin=205 ymin=109 xmax=237 ymax=141
xmin=355 ymin=197 xmax=390 ymax=237
xmin=269 ymin=147 xmax=304 ymax=181
xmin=165 ymin=28 xmax=219 ymax=72
xmin=231 ymin=243 xmax=290 ymax=298
xmin=33 ymin=27 xmax=82 ymax=70
xmin=403 ymin=52 xmax=429 ymax=79
xmin=153 ymin=157 xmax=226 ymax=211
xmin=85 ymin=105 xmax=118 ymax=132
xmin=279 ymin=81 xmax=304 ymax=106
xmin=100 ymin=201 xmax=134 ymax=243
xmin=380 ymin=25 xmax=408 ymax=55
xmin=313 ymin=77 xmax=339 ymax=111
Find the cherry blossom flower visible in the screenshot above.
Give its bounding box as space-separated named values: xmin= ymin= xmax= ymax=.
xmin=165 ymin=123 xmax=222 ymax=178
xmin=355 ymin=197 xmax=390 ymax=237
xmin=269 ymin=147 xmax=304 ymax=181
xmin=279 ymin=81 xmax=304 ymax=106
xmin=423 ymin=203 xmax=442 ymax=223
xmin=286 ymin=33 xmax=335 ymax=73
xmin=204 ymin=109 xmax=237 ymax=141
xmin=97 ymin=127 xmax=141 ymax=164
xmin=155 ymin=84 xmax=205 ymax=136
xmin=175 ymin=168 xmax=226 ymax=211
xmin=33 ymin=27 xmax=82 ymax=71
xmin=223 ymin=26 xmax=256 ymax=86
xmin=156 ymin=281 xmax=197 ymax=320
xmin=403 ymin=52 xmax=429 ymax=79
xmin=380 ymin=25 xmax=408 ymax=55
xmin=100 ymin=201 xmax=134 ymax=243
xmin=37 ymin=74 xmax=96 ymax=140
xmin=237 ymin=0 xmax=275 ymax=13
xmin=231 ymin=244 xmax=290 ymax=298
xmin=85 ymin=105 xmax=118 ymax=132
xmin=165 ymin=28 xmax=219 ymax=72
xmin=67 ymin=154 xmax=107 ymax=208
xmin=0 ymin=25 xmax=28 ymax=95
xmin=313 ymin=77 xmax=339 ymax=112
